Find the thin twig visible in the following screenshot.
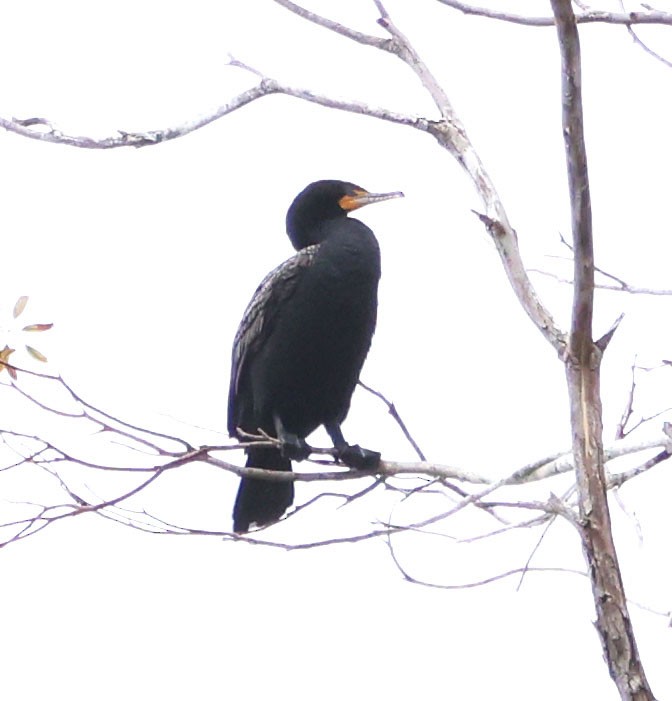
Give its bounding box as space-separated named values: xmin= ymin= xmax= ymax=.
xmin=529 ymin=268 xmax=672 ymax=295
xmin=617 ymin=0 xmax=672 ymax=68
xmin=358 ymin=380 xmax=426 ymax=460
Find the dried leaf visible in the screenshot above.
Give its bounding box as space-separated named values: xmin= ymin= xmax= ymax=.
xmin=13 ymin=296 xmax=29 ymax=318
xmin=22 ymin=323 xmax=53 ymax=332
xmin=0 ymin=345 xmax=16 ymax=379
xmin=25 ymin=345 xmax=48 ymax=362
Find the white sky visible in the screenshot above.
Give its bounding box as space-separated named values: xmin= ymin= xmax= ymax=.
xmin=1 ymin=1 xmax=672 ymax=699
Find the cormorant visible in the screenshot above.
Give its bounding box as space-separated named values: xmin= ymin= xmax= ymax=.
xmin=228 ymin=180 xmax=403 ymax=533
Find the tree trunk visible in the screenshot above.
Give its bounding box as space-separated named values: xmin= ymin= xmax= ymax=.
xmin=565 ymin=351 xmax=655 ymax=700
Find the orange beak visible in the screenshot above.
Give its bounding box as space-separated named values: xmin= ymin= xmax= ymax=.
xmin=339 ymin=189 xmax=404 ymax=211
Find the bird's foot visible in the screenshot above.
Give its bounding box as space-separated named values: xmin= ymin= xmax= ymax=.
xmin=336 ymin=444 xmax=381 ymax=470
xmin=280 ymin=434 xmax=311 ymax=462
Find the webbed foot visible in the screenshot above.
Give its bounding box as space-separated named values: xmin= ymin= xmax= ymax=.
xmin=280 ymin=433 xmax=311 ymax=462
xmin=336 ymin=444 xmax=381 ymax=470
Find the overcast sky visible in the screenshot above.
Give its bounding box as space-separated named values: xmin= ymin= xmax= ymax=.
xmin=1 ymin=1 xmax=672 ymax=699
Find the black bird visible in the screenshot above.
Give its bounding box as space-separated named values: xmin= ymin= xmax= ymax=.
xmin=228 ymin=179 xmax=403 ymax=533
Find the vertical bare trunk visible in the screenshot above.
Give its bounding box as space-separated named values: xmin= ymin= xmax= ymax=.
xmin=551 ymin=1 xmax=656 ymax=697
xmin=565 ymin=356 xmax=654 ymax=700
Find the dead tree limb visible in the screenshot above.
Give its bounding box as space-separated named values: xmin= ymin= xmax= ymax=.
xmin=551 ymin=1 xmax=655 ymax=698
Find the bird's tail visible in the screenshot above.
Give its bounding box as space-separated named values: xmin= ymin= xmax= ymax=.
xmin=232 ymin=446 xmax=294 ymax=533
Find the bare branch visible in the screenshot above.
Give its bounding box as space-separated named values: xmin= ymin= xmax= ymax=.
xmin=0 ymin=75 xmax=428 ymax=151
xmin=358 ymin=380 xmax=426 ymax=460
xmin=529 ymin=268 xmax=672 ymax=295
xmin=375 ymin=1 xmax=455 ymax=121
xmin=516 ymin=512 xmax=561 ymax=590
xmin=596 ymin=313 xmax=624 ymax=352
xmin=0 ymin=468 xmax=164 ymax=548
xmin=0 ymin=83 xmax=275 ymax=148
xmin=552 ymin=2 xmax=655 ymax=697
xmin=2 ymin=366 xmax=668 ymax=558
xmin=5 ymin=358 xmax=670 ymax=492
xmin=368 ymin=5 xmax=566 ymax=353
xmin=205 ymin=431 xmax=671 ymax=488
xmin=388 ymin=531 xmax=587 ymax=589
xmin=525 ymin=435 xmax=670 ymax=483
xmin=273 ymin=0 xmax=392 ymax=49
xmin=618 ymin=0 xmax=672 ymax=68
xmin=611 ymin=362 xmax=672 ymax=441
xmin=616 ymin=360 xmax=639 ymax=440
xmin=553 ymin=0 xmax=593 ymax=360
xmin=1 ymin=361 xmax=192 ymax=453
xmin=436 ymin=1 xmax=672 ymax=27
xmin=609 ymin=449 xmax=672 ymax=488
xmin=225 ymin=527 xmax=400 ymax=550
xmin=624 ymin=26 xmax=672 ymax=67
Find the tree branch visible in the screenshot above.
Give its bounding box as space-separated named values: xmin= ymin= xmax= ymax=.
xmin=552 ymin=1 xmax=655 ymax=698
xmin=617 ymin=0 xmax=672 ymax=68
xmin=554 ymin=1 xmax=593 ymax=359
xmin=273 ymin=0 xmax=392 ymax=49
xmin=369 ymin=2 xmax=567 ymax=354
xmin=358 ymin=380 xmax=426 ymax=460
xmin=1 ymin=75 xmax=429 ymax=150
xmin=529 ymin=267 xmax=672 ymax=295
xmin=436 ymin=0 xmax=672 ymax=28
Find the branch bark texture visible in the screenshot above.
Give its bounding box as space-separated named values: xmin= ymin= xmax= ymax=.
xmin=552 ymin=1 xmax=654 ymax=699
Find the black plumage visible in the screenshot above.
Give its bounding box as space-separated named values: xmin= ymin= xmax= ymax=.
xmin=228 ymin=180 xmax=403 ymax=533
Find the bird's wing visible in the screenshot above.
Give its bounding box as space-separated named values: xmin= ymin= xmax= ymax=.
xmin=228 ymin=244 xmax=319 ymax=436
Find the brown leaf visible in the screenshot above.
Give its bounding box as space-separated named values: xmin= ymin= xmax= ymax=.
xmin=0 ymin=345 xmax=17 ymax=379
xmin=13 ymin=296 xmax=29 ymax=318
xmin=25 ymin=345 xmax=48 ymax=362
xmin=22 ymin=323 xmax=53 ymax=332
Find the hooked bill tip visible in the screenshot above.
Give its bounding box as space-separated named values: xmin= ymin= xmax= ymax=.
xmin=369 ymin=190 xmax=404 ymax=202
xmin=339 ymin=189 xmax=404 ymax=211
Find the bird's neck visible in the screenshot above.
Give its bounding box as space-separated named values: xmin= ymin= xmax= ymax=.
xmin=287 ymin=215 xmax=346 ymax=250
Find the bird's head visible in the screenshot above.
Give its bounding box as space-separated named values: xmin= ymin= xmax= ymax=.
xmin=286 ymin=180 xmax=404 ymax=250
